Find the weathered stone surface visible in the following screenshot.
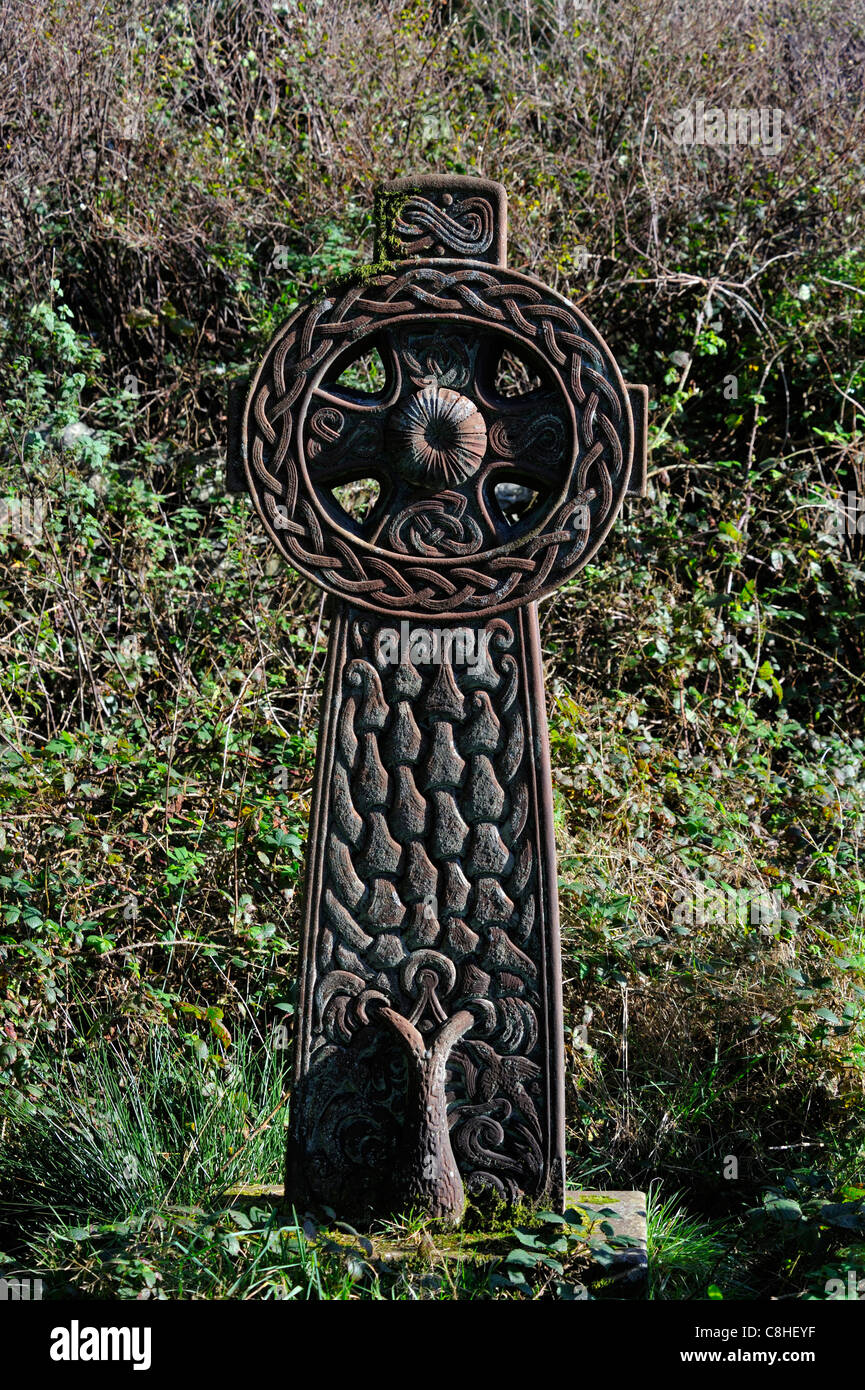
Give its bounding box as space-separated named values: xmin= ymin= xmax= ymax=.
xmin=233 ymin=174 xmax=648 ymax=1228
xmin=220 ymin=1184 xmax=649 ymax=1294
xmin=566 ymin=1189 xmax=648 ymax=1285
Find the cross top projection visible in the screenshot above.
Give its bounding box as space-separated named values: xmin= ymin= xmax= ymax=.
xmin=232 ymin=175 xmax=647 ymax=1226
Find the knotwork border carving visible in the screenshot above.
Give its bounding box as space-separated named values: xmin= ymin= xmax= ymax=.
xmin=242 ymin=262 xmax=637 ymax=619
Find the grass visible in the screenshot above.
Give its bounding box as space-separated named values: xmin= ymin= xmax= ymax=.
xmin=0 ymin=1032 xmax=287 ymax=1227
xmin=1 ymin=1037 xmax=862 ymax=1300
xmin=646 ymin=1188 xmax=728 ymax=1300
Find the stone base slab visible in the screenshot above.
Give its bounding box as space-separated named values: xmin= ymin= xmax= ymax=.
xmin=565 ymin=1189 xmax=648 ymax=1286
xmin=219 ymin=1184 xmax=648 ymax=1292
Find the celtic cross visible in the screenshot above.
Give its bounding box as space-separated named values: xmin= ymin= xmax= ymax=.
xmin=229 ymin=176 xmax=647 ymax=1226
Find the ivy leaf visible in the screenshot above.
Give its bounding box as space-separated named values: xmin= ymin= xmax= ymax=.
xmin=819 ymin=1200 xmax=865 ymax=1233
xmin=813 ymin=1008 xmax=842 ymax=1026
xmin=763 ymin=1197 xmax=803 ymax=1222
xmin=505 ymin=1248 xmax=540 ymax=1266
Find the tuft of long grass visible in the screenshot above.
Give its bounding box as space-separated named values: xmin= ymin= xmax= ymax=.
xmin=0 ymin=1031 xmax=287 ymax=1227
xmin=646 ymin=1186 xmax=728 ymax=1300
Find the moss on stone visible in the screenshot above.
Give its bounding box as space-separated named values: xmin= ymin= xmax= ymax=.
xmin=326 ymin=186 xmax=416 ymax=293
xmin=373 ymin=186 xmax=415 ymax=263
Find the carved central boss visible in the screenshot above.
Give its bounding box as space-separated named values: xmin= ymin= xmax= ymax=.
xmin=231 ymin=176 xmax=648 ymax=1226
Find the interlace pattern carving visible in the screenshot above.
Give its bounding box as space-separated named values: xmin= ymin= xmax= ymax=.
xmin=242 ymin=264 xmax=634 ymax=618
xmin=289 ymin=612 xmax=552 ymax=1216
xmin=396 ymin=194 xmax=495 ymax=258
xmin=236 ymin=176 xmax=645 ymax=1225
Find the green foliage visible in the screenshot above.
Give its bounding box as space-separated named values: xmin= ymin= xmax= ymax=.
xmin=1 ymin=0 xmax=865 ymax=1300
xmin=646 ymin=1190 xmax=726 ymax=1300
xmin=0 ymin=1032 xmax=287 ymax=1221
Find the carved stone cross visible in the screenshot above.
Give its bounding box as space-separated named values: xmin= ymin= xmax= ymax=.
xmin=230 ymin=176 xmax=647 ymax=1226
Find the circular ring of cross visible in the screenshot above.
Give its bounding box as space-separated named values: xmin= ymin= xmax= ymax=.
xmin=242 ymin=261 xmax=638 ymax=619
